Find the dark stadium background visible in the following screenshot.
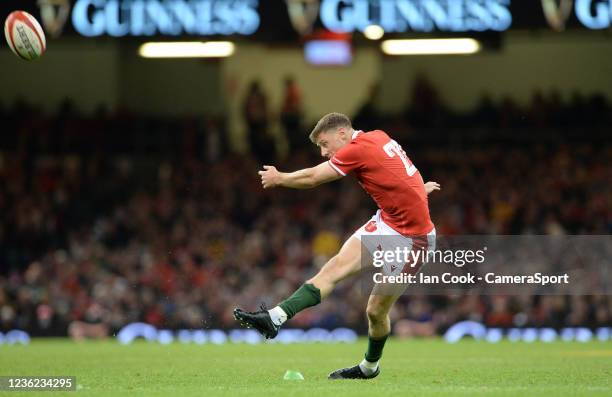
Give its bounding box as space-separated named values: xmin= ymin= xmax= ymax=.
xmin=0 ymin=0 xmax=610 ymax=341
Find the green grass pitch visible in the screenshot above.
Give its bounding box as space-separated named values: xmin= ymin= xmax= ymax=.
xmin=1 ymin=338 xmax=611 ymax=396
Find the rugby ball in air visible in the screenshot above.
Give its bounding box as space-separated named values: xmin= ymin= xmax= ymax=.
xmin=4 ymin=11 xmax=46 ymax=61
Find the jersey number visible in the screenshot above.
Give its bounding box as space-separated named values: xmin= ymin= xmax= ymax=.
xmin=383 ymin=140 xmax=417 ymax=176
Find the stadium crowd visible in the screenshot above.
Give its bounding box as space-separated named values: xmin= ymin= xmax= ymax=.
xmin=0 ymin=89 xmax=610 ymax=337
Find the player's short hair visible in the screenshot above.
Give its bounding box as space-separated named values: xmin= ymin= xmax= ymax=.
xmin=309 ymin=113 xmax=352 ymax=143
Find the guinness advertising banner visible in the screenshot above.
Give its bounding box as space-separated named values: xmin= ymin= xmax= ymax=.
xmin=1 ymin=0 xmax=610 ymax=40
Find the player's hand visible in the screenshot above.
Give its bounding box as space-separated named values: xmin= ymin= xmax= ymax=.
xmin=259 ymin=165 xmax=282 ymax=189
xmin=425 ymin=181 xmax=440 ymax=195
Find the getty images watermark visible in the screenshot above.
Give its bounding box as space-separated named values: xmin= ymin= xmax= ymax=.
xmin=372 ymin=245 xmax=570 ymax=286
xmin=361 ymin=235 xmax=610 ymax=295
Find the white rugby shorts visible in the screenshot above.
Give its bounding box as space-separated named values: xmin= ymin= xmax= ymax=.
xmin=353 ymin=210 xmax=436 ymax=277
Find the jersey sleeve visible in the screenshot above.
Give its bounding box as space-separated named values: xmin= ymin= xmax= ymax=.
xmin=328 ymin=141 xmax=363 ymax=176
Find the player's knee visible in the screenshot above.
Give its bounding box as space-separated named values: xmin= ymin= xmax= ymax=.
xmin=366 ymin=302 xmax=388 ymax=324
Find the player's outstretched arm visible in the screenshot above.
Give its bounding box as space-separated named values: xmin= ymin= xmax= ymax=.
xmin=259 ymin=162 xmax=342 ymax=189
xmin=425 ymin=181 xmax=441 ymax=195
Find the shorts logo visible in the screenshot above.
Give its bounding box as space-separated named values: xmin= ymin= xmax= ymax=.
xmin=365 ymin=220 xmax=377 ymax=233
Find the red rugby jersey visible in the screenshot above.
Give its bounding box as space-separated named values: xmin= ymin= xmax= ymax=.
xmin=328 ymin=130 xmax=434 ymax=236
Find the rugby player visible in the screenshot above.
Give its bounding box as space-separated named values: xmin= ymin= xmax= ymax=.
xmin=234 ymin=113 xmax=439 ymax=379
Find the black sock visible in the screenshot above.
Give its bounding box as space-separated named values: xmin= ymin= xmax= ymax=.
xmin=278 ymin=283 xmax=322 ymax=319
xmin=365 ymin=334 xmax=389 ymax=362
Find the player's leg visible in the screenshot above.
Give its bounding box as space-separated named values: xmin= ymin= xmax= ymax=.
xmin=233 ymin=235 xmax=363 ymax=338
xmin=362 ymin=293 xmax=400 ymax=369
xmin=306 ymin=235 xmax=363 ymax=298
xmin=353 ymin=231 xmax=436 ymax=377
xmin=328 ymin=293 xmax=400 ymax=379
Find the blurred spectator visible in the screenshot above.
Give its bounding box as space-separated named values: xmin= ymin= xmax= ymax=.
xmin=405 ymin=73 xmax=447 ymax=128
xmin=243 ymin=81 xmax=274 ymax=163
xmin=353 ymin=82 xmax=382 ymax=132
xmin=280 ymin=76 xmax=304 ymax=152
